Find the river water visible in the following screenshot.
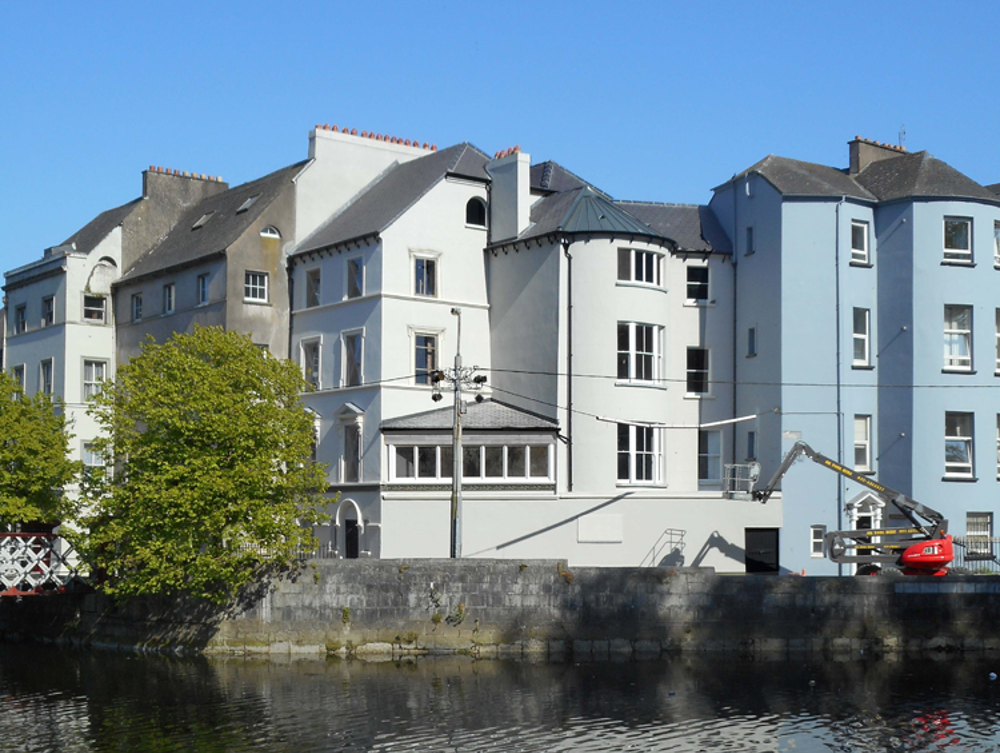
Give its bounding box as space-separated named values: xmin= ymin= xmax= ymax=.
xmin=3 ymin=645 xmax=1000 ymax=752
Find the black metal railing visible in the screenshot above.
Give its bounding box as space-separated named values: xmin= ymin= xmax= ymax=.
xmin=952 ymin=537 xmax=1000 ymax=573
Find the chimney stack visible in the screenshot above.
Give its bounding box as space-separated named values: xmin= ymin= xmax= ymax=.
xmin=848 ymin=136 xmax=906 ymax=175
xmin=487 ymin=147 xmax=531 ymax=242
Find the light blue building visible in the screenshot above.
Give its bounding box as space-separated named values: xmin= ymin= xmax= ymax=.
xmin=711 ymin=137 xmax=1000 ymax=574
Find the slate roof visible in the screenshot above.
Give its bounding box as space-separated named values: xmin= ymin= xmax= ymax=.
xmin=506 ymin=187 xmax=674 ymax=248
xmin=381 ymin=399 xmax=558 ymax=431
xmin=530 ymin=161 xmax=606 ymax=196
xmin=726 ymin=155 xmax=876 ymax=200
xmin=118 ymin=161 xmax=306 ymax=283
xmin=615 ymin=202 xmax=732 ymax=254
xmin=296 ymin=143 xmax=490 ymax=255
xmin=60 ymin=198 xmax=143 ymax=256
xmin=855 ymin=151 xmax=1000 ymax=203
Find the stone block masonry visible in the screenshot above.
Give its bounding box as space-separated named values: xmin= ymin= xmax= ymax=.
xmin=2 ymin=560 xmax=1000 ymax=658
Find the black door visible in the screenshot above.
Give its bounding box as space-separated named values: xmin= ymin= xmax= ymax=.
xmin=345 ymin=520 xmax=360 ymax=560
xmin=745 ymin=528 xmax=779 ymax=573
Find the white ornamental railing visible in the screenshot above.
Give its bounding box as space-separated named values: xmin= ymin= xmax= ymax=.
xmin=0 ymin=533 xmax=87 ymax=596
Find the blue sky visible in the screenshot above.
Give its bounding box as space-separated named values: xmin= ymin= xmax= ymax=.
xmin=4 ymin=1 xmax=1000 ymax=274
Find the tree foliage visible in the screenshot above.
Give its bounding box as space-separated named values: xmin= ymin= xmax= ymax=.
xmin=0 ymin=371 xmax=80 ymax=527
xmin=79 ymin=326 xmax=329 ymax=603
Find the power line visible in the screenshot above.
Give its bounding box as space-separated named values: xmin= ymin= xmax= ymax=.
xmin=482 ymin=366 xmax=1000 ymax=391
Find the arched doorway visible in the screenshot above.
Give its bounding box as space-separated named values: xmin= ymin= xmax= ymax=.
xmin=334 ymin=498 xmax=364 ymax=559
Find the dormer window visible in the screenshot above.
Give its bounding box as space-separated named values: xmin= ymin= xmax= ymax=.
xmin=236 ymin=195 xmax=260 ymax=214
xmin=192 ymin=211 xmax=215 ymax=230
xmin=260 ymin=226 xmax=280 ymax=239
xmin=466 ymin=197 xmax=487 ymax=228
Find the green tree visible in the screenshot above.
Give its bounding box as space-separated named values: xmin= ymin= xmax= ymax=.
xmin=80 ymin=326 xmax=329 ymax=603
xmin=0 ymin=371 xmax=80 ymax=527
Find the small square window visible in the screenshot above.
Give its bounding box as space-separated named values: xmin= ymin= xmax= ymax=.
xmin=944 ymin=217 xmax=972 ymax=262
xmin=245 ymin=272 xmax=268 ymax=302
xmin=83 ymin=295 xmax=106 ymax=323
xmin=810 ymin=526 xmax=826 ymax=557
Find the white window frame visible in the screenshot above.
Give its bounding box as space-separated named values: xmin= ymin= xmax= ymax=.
xmin=412 ymin=252 xmax=439 ymax=298
xmin=967 ymin=511 xmax=993 ymax=556
xmin=260 ymin=226 xmax=280 ymax=239
xmin=686 ymin=347 xmax=710 ymax=395
xmin=854 ymin=414 xmax=871 ymax=472
xmin=244 ymin=271 xmax=269 ymax=303
xmin=852 ymin=308 xmax=870 ymax=367
xmin=944 ymin=217 xmax=972 ymax=263
xmin=305 ymin=268 xmax=321 ymax=308
xmin=410 ymin=328 xmax=442 ymax=386
xmin=300 ymin=338 xmax=321 ymax=389
xmin=944 ymin=304 xmax=973 ymax=371
xmin=83 ymin=359 xmax=107 ymax=400
xmin=39 ymin=358 xmax=53 ymax=395
xmin=162 ymin=283 xmax=175 ymax=315
xmin=345 ymin=256 xmax=364 ymax=300
xmin=41 ymin=296 xmax=53 ymax=327
xmin=341 ymin=329 xmax=364 ymax=388
xmin=617 ymin=322 xmax=662 ymax=383
xmin=197 ymin=274 xmax=209 ymax=306
xmin=851 ymin=220 xmax=870 ymax=264
xmin=131 ymin=294 xmax=142 ymax=322
xmin=617 ymin=248 xmax=663 ymax=287
xmin=698 ymin=430 xmax=722 ymax=486
xmin=82 ymin=442 xmax=105 ymax=470
xmin=685 ymin=265 xmax=709 ymax=304
xmin=391 ymin=443 xmax=551 ymax=482
xmin=83 ymin=295 xmax=106 ymax=323
xmin=994 ymin=221 xmax=1000 ymax=267
xmin=617 ymin=423 xmax=662 ymax=485
xmin=810 ymin=525 xmax=826 ymax=558
xmin=342 ymin=423 xmax=362 ymax=483
xmin=995 ymin=309 xmax=1000 ymax=375
xmin=945 ymin=411 xmax=974 ymax=478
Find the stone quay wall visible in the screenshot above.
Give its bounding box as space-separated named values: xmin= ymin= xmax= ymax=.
xmin=2 ymin=559 xmax=1000 ymax=658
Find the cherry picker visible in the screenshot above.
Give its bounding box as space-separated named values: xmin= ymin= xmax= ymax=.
xmin=753 ymin=441 xmax=955 ymax=575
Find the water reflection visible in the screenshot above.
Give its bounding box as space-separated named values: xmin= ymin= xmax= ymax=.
xmin=2 ymin=645 xmax=1000 ymax=752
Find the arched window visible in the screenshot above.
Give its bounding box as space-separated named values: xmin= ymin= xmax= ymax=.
xmin=465 ymin=197 xmax=487 ymax=228
xmin=260 ymin=226 xmax=281 ymax=239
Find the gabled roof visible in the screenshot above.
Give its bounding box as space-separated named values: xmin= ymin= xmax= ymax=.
xmin=118 ymin=161 xmax=306 ymax=283
xmin=723 ymin=155 xmax=876 ymax=201
xmin=60 ymin=197 xmax=143 ymax=257
xmin=855 ymin=151 xmax=1000 ymax=203
xmin=530 ymin=161 xmax=606 ymax=196
xmin=296 ymin=143 xmax=490 ymax=256
xmin=381 ymin=399 xmax=558 ymax=431
xmin=615 ymin=202 xmax=732 ymax=254
xmin=508 ymin=187 xmax=674 ymax=249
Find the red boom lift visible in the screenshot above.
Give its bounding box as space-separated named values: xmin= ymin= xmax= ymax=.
xmin=752 ymin=441 xmax=955 ymax=575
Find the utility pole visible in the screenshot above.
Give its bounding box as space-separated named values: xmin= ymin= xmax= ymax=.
xmin=430 ymin=307 xmax=487 ymax=558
